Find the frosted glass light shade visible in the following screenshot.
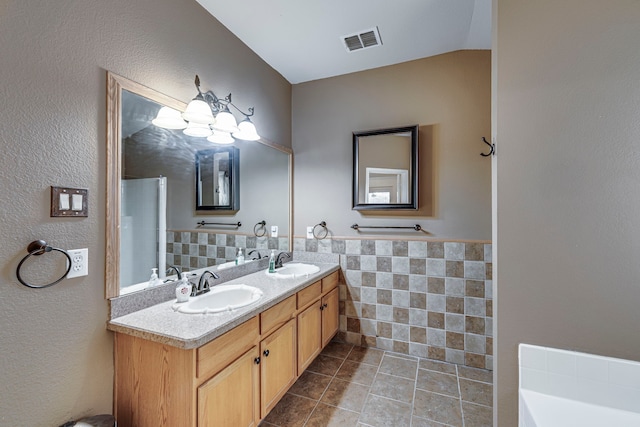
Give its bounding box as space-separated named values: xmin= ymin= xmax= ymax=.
xmin=182 ymin=99 xmax=215 ymax=124
xmin=233 ymin=119 xmax=260 ymax=141
xmin=207 ymin=130 xmax=234 ymax=145
xmin=183 ymin=121 xmax=212 ymax=137
xmin=212 ymin=110 xmax=238 ymax=133
xmin=152 ymin=106 xmax=188 ymax=129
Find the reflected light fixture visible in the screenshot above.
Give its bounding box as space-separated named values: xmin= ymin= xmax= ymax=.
xmin=152 ymin=106 xmax=188 ymax=129
xmin=153 ymin=74 xmax=261 ymax=143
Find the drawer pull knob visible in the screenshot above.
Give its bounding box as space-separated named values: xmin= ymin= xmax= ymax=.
xmin=263 ymin=349 xmax=270 ymax=357
xmin=254 ymin=357 xmax=261 ymax=364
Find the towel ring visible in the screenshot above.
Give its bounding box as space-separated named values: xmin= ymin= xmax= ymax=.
xmin=16 ymin=240 xmax=72 ymax=289
xmin=312 ymin=221 xmax=329 ymax=240
xmin=253 ymin=220 xmax=267 ymax=238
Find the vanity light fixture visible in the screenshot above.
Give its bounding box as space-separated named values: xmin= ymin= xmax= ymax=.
xmin=151 ymin=106 xmax=188 ymax=130
xmin=154 ymin=74 xmax=261 ymax=143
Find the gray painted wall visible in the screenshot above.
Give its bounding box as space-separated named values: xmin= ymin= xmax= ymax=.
xmin=494 ymin=1 xmax=640 ymax=425
xmin=292 ymin=51 xmax=492 ymax=240
xmin=0 ymin=0 xmax=290 ymax=425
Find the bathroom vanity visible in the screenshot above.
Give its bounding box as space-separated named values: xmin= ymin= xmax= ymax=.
xmin=108 ymin=265 xmax=340 ymax=427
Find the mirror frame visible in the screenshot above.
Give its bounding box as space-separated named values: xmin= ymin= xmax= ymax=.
xmin=195 ymin=147 xmax=240 ymax=211
xmin=352 ymin=125 xmax=419 ymax=210
xmin=106 ymin=71 xmax=293 ymax=298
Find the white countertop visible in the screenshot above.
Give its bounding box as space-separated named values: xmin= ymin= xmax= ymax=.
xmin=107 ymin=263 xmax=340 ymax=349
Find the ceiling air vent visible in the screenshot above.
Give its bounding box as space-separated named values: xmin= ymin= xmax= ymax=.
xmin=341 ymin=27 xmax=382 ymax=52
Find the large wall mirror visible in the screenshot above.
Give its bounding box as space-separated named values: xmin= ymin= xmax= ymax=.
xmin=353 ymin=125 xmax=418 ymax=210
xmin=106 ymin=72 xmax=292 ymax=298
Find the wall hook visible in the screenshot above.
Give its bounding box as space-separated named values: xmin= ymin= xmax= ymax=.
xmin=480 ymin=137 xmax=495 ymax=157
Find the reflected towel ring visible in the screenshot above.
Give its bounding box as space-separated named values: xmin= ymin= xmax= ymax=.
xmin=16 ymin=240 xmax=72 ymax=289
xmin=253 ymin=220 xmax=267 ymax=238
xmin=312 ymin=221 xmax=328 ymax=240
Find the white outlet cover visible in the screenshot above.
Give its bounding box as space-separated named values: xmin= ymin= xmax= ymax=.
xmin=67 ymin=248 xmax=88 ymax=278
xmin=306 ymin=226 xmax=314 ymax=239
xmin=271 ymin=225 xmax=278 ymax=238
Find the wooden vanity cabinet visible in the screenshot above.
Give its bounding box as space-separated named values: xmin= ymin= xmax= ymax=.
xmin=321 ymin=287 xmax=339 ymax=347
xmin=114 ymin=269 xmax=341 ymax=427
xmin=297 ymin=286 xmax=323 ymax=374
xmin=259 ymin=318 xmax=296 ymax=417
xmin=198 ymin=346 xmax=260 ymax=427
xmin=297 ymin=272 xmax=340 ymax=373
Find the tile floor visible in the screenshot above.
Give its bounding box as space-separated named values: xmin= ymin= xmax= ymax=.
xmin=261 ymin=341 xmax=493 ymax=427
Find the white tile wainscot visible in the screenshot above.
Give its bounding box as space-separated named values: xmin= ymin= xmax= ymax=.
xmin=519 ymin=344 xmax=640 ymax=427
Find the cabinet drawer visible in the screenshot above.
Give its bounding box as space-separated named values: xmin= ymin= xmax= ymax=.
xmin=321 ymin=271 xmax=339 ymax=293
xmin=261 ymin=295 xmax=296 ymax=336
xmin=297 ymin=280 xmax=321 ymax=309
xmin=197 ymin=316 xmax=259 ymax=380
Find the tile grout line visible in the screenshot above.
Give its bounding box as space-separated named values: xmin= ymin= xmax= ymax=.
xmin=301 ymin=344 xmax=355 ymax=427
xmin=456 ymin=364 xmax=466 ymax=427
xmin=410 ymin=350 xmax=419 ymax=427
xmin=355 ymin=348 xmax=386 ymax=425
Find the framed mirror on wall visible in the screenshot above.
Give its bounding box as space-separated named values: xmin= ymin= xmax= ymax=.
xmin=195 ymin=147 xmax=240 ymax=210
xmin=353 ymin=125 xmax=419 ymax=210
xmin=106 ymin=71 xmax=292 ymax=298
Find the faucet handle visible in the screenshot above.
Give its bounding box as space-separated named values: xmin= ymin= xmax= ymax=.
xmin=248 ymin=249 xmax=262 ymax=260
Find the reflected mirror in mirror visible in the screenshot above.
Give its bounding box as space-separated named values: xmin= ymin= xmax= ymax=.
xmin=106 ymin=72 xmax=292 ymax=298
xmin=353 ymin=125 xmax=418 ymax=210
xmin=196 ymin=147 xmax=240 ymax=210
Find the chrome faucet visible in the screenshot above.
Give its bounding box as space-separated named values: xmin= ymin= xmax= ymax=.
xmin=166 ymin=265 xmax=182 ymax=281
xmin=274 ymin=252 xmax=291 ymax=269
xmin=192 ymin=270 xmax=219 ymax=297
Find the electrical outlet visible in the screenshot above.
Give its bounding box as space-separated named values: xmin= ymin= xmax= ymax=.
xmin=270 ymin=225 xmax=278 ymax=238
xmin=67 ymin=248 xmax=88 ymax=278
xmin=306 ymin=226 xmax=314 ymax=239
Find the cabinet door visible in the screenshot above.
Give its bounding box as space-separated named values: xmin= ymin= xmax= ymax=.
xmin=297 ymin=300 xmax=322 ymax=374
xmin=198 ymin=346 xmax=260 ymax=427
xmin=321 ymin=287 xmax=339 ymax=347
xmin=260 ymin=318 xmax=297 ymax=418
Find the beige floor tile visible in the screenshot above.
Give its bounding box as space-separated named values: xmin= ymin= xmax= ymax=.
xmin=370 ymin=372 xmax=415 ymax=403
xmin=418 ymin=358 xmax=457 ymax=375
xmin=334 ymin=360 xmax=378 ymax=386
xmin=457 ymin=365 xmax=493 ymax=383
xmin=359 ymin=394 xmax=412 ymax=427
xmin=321 ymin=341 xmax=354 ymax=360
xmin=462 ymin=401 xmax=493 ymax=427
xmin=459 ymin=378 xmax=493 ymax=407
xmin=378 ymin=354 xmax=418 ymax=380
xmin=413 ymin=389 xmax=462 ymax=426
xmin=289 ymin=371 xmax=332 ymax=400
xmin=410 ymin=417 xmax=450 ymax=427
xmin=263 ymin=393 xmax=317 ymax=427
xmin=320 ymin=378 xmax=370 ymax=412
xmin=416 ymin=369 xmax=460 ymax=398
xmin=262 ymin=345 xmax=494 ymax=427
xmin=304 ymin=403 xmax=360 ymax=427
xmin=347 ymin=346 xmax=384 ymax=366
xmin=307 ymin=354 xmax=344 ymax=377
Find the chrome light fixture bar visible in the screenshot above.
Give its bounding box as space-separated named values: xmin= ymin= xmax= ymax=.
xmin=154 ymin=75 xmax=260 ymax=143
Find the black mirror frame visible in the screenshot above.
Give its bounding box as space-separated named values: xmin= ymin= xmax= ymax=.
xmin=352 ymin=125 xmax=418 ymax=210
xmin=195 ymin=146 xmax=240 ymax=211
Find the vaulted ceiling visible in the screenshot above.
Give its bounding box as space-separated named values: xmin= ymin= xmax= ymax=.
xmin=195 ymin=0 xmax=492 ymax=84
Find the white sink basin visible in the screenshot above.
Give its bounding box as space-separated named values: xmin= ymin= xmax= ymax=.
xmin=173 ymin=284 xmax=263 ymax=314
xmin=266 ymin=263 xmax=320 ymax=279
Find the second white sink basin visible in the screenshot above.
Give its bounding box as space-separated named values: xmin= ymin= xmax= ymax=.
xmin=266 ymin=263 xmax=320 ymax=279
xmin=173 ymin=284 xmax=263 ymax=314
